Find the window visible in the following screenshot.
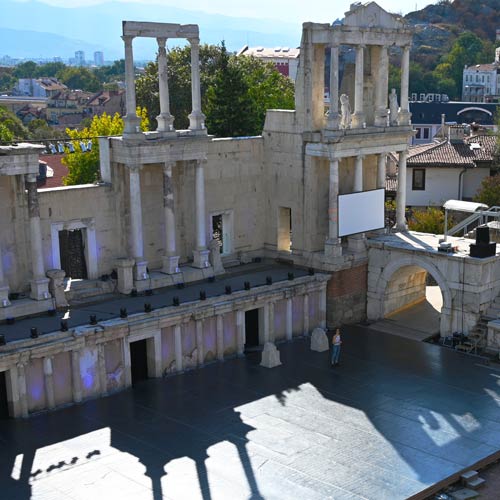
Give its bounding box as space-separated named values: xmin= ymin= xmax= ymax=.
xmin=412 ymin=169 xmax=425 ymax=190
xmin=423 ymin=128 xmax=430 ymax=139
xmin=415 ymin=127 xmax=422 ymax=139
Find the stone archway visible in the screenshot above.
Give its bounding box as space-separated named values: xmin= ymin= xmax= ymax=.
xmin=368 ymin=255 xmax=453 ymax=336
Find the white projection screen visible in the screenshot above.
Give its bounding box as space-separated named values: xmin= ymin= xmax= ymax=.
xmin=338 ymin=189 xmax=385 ymax=237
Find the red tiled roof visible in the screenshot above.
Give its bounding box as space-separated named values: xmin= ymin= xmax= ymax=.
xmin=37 ymin=154 xmax=68 ymax=188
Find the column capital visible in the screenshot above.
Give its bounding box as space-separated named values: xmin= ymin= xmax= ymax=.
xmin=356 ymin=154 xmax=365 ymax=160
xmin=127 ymin=163 xmax=142 ymax=173
xmin=188 ymin=37 xmax=200 ymax=46
xmin=156 ymin=37 xmax=167 ymax=48
xmin=357 ymin=43 xmax=366 ymax=49
xmin=26 ymin=173 xmax=37 ymax=183
xmin=163 ymin=161 xmax=175 ymax=173
xmin=121 ymin=34 xmax=135 ymax=46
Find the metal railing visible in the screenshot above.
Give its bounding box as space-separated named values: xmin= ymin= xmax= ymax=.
xmin=448 ymin=206 xmax=500 ymax=237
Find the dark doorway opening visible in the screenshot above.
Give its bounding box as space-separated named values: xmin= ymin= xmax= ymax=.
xmin=0 ymin=371 xmax=9 ymax=419
xmin=59 ymin=229 xmax=88 ymax=279
xmin=212 ymin=214 xmax=223 ymax=253
xmin=130 ymin=339 xmax=149 ymax=386
xmin=245 ymin=309 xmax=260 ymax=352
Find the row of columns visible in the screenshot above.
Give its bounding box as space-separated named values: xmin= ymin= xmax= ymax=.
xmin=328 ymin=44 xmax=411 ymax=129
xmin=122 ymin=35 xmax=205 ymax=137
xmin=127 ymin=158 xmax=209 ymax=281
xmin=325 ymin=154 xmax=392 ymax=257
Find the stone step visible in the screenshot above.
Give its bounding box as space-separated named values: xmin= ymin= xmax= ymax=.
xmin=450 ymin=488 xmax=479 ymax=500
xmin=460 ymin=470 xmax=478 ymax=482
xmin=465 ymin=477 xmax=485 ymax=490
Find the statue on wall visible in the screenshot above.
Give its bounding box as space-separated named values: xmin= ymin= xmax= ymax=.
xmin=208 ymin=238 xmax=225 ymax=274
xmin=389 ymin=88 xmax=399 ymax=126
xmin=340 ymin=94 xmax=351 ymax=129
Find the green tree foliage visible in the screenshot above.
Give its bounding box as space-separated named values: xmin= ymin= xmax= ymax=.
xmin=136 ymin=42 xmax=295 ymax=137
xmin=408 ymin=207 xmax=447 ymax=234
xmin=0 ymin=67 xmax=16 ymax=93
xmin=474 ymin=176 xmax=500 ymax=208
xmin=0 ymin=105 xmax=30 ymax=142
xmin=62 ymin=108 xmax=149 ymax=185
xmin=94 ymin=59 xmax=125 ymax=84
xmin=12 ymin=61 xmax=38 ymax=79
xmin=56 ymin=67 xmax=101 ymax=92
xmin=204 ymin=43 xmax=257 ymax=137
xmin=27 ymin=118 xmax=66 ymax=140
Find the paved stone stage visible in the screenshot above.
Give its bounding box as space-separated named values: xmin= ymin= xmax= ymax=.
xmin=1 ymin=327 xmax=500 ymax=500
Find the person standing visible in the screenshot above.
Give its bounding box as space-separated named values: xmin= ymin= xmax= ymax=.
xmin=331 ymin=328 xmax=342 ymax=366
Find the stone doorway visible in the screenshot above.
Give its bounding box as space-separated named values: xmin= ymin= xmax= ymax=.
xmin=0 ymin=371 xmax=9 ymax=419
xmin=245 ymin=309 xmax=260 ymax=351
xmin=59 ymin=229 xmax=88 ymax=280
xmin=130 ymin=339 xmax=149 ymax=386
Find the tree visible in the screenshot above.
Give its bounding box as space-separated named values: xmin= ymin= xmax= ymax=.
xmin=204 ymin=43 xmax=257 ymax=137
xmin=408 ymin=207 xmax=447 ymax=234
xmin=0 ymin=105 xmax=30 ymax=141
xmin=12 ymin=61 xmax=38 ymax=79
xmin=474 ymin=176 xmax=500 ymax=208
xmin=56 ymin=67 xmax=101 ymax=92
xmin=62 ymin=108 xmax=149 ymax=185
xmin=35 ymin=62 xmax=66 ymax=78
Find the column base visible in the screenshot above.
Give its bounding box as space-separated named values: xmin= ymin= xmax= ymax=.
xmin=46 ymin=269 xmax=68 ymax=308
xmin=395 ymin=222 xmax=408 ymax=232
xmin=351 ymin=112 xmax=366 ymax=129
xmin=326 ymin=112 xmax=340 ymax=130
xmin=374 ymin=109 xmax=388 ymax=127
xmin=134 ymin=260 xmax=149 ymax=282
xmin=188 ymin=111 xmax=206 ymax=132
xmin=123 ymin=114 xmax=143 ymax=138
xmin=115 ymin=258 xmax=135 ymax=294
xmin=156 ymin=113 xmax=175 ymax=133
xmin=347 ymin=234 xmax=366 ymax=253
xmin=192 ymin=249 xmax=210 ymax=269
xmin=0 ymin=285 xmax=10 ymax=307
xmin=162 ymin=255 xmax=180 ymax=275
xmin=30 ymin=278 xmax=50 ymax=301
xmin=324 ymin=240 xmax=343 ymax=258
xmin=397 ymin=111 xmax=412 ymax=126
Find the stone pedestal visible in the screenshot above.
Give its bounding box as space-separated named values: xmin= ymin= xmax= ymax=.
xmin=325 ymin=240 xmax=342 ymax=258
xmin=348 ymin=234 xmax=367 ymax=253
xmin=260 ymin=342 xmax=282 ymax=368
xmin=30 ymin=278 xmax=50 ymax=301
xmin=46 ymin=269 xmax=68 ymax=308
xmin=162 ymin=255 xmax=180 ymax=275
xmin=193 ymin=249 xmax=210 ymax=269
xmin=0 ymin=285 xmax=10 ymax=307
xmin=209 ymin=239 xmax=225 ymax=274
xmin=310 ymin=328 xmax=329 ymax=352
xmin=115 ymin=258 xmax=135 ymax=294
xmin=134 ymin=260 xmax=149 ymax=282
xmin=397 ymin=111 xmax=412 ymax=127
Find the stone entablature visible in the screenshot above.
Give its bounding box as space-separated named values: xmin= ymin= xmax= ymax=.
xmin=0 ymin=274 xmax=328 ymax=417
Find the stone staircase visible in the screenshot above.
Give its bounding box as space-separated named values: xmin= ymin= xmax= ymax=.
xmin=65 ymin=278 xmax=116 ymax=302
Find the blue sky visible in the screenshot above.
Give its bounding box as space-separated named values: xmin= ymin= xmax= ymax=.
xmin=13 ymin=0 xmax=434 ymax=22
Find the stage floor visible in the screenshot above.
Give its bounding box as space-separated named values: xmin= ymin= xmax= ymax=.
xmin=1 ymin=326 xmax=500 ymax=500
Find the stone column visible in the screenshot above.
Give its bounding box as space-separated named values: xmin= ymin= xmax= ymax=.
xmin=174 ymin=324 xmax=183 ymax=372
xmin=121 ymin=35 xmax=141 ymax=136
xmin=286 ymin=298 xmax=293 ymax=341
xmin=374 ymin=45 xmax=389 ymax=127
xmin=351 ymin=44 xmax=365 ymax=128
xmin=71 ymin=350 xmax=82 ymax=403
xmin=396 ymin=150 xmax=408 ymax=231
xmin=17 ymin=363 xmax=28 ymax=418
xmin=348 ymin=155 xmax=367 ymax=252
xmin=236 ymin=310 xmax=245 ymax=356
xmin=216 ymin=314 xmax=224 ymax=361
xmin=196 ymin=319 xmax=204 ymax=365
xmin=193 ymin=159 xmax=210 ymax=268
xmin=319 ymin=287 xmax=327 ymax=330
xmin=377 ymin=154 xmax=386 ymax=189
xmin=46 ymin=269 xmax=68 ymax=308
xmin=43 ymin=356 xmax=55 ymax=410
xmin=325 ymin=158 xmax=342 ymax=258
xmin=327 ymin=45 xmax=340 ymax=129
xmin=98 ymin=137 xmax=111 ymax=183
xmin=128 ymin=165 xmax=148 ymax=281
xmin=0 ymin=243 xmax=10 ymax=306
xmin=162 ymin=162 xmax=180 ymax=274
xmin=398 ymin=46 xmax=411 ymax=126
xmin=97 ymin=344 xmax=107 ymax=396
xmin=156 ymin=37 xmax=175 ymax=133
xmin=263 ymin=302 xmax=270 ymax=343
xmin=188 ymin=37 xmax=206 ymax=131
xmin=268 ymin=302 xmax=275 ymax=343
xmin=303 ymin=294 xmax=310 ymax=337
xmin=115 ymin=258 xmax=135 ymax=294
xmin=26 ymin=173 xmax=50 ymax=300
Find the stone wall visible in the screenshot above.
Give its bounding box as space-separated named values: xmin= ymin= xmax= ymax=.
xmin=384 ymin=266 xmax=427 ymax=316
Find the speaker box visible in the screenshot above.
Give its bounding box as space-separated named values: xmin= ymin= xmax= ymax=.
xmin=476 ymin=225 xmax=490 ymax=244
xmin=469 ymin=242 xmax=496 ymax=258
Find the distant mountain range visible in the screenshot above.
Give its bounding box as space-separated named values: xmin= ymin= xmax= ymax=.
xmin=0 ymin=0 xmax=304 ymax=60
